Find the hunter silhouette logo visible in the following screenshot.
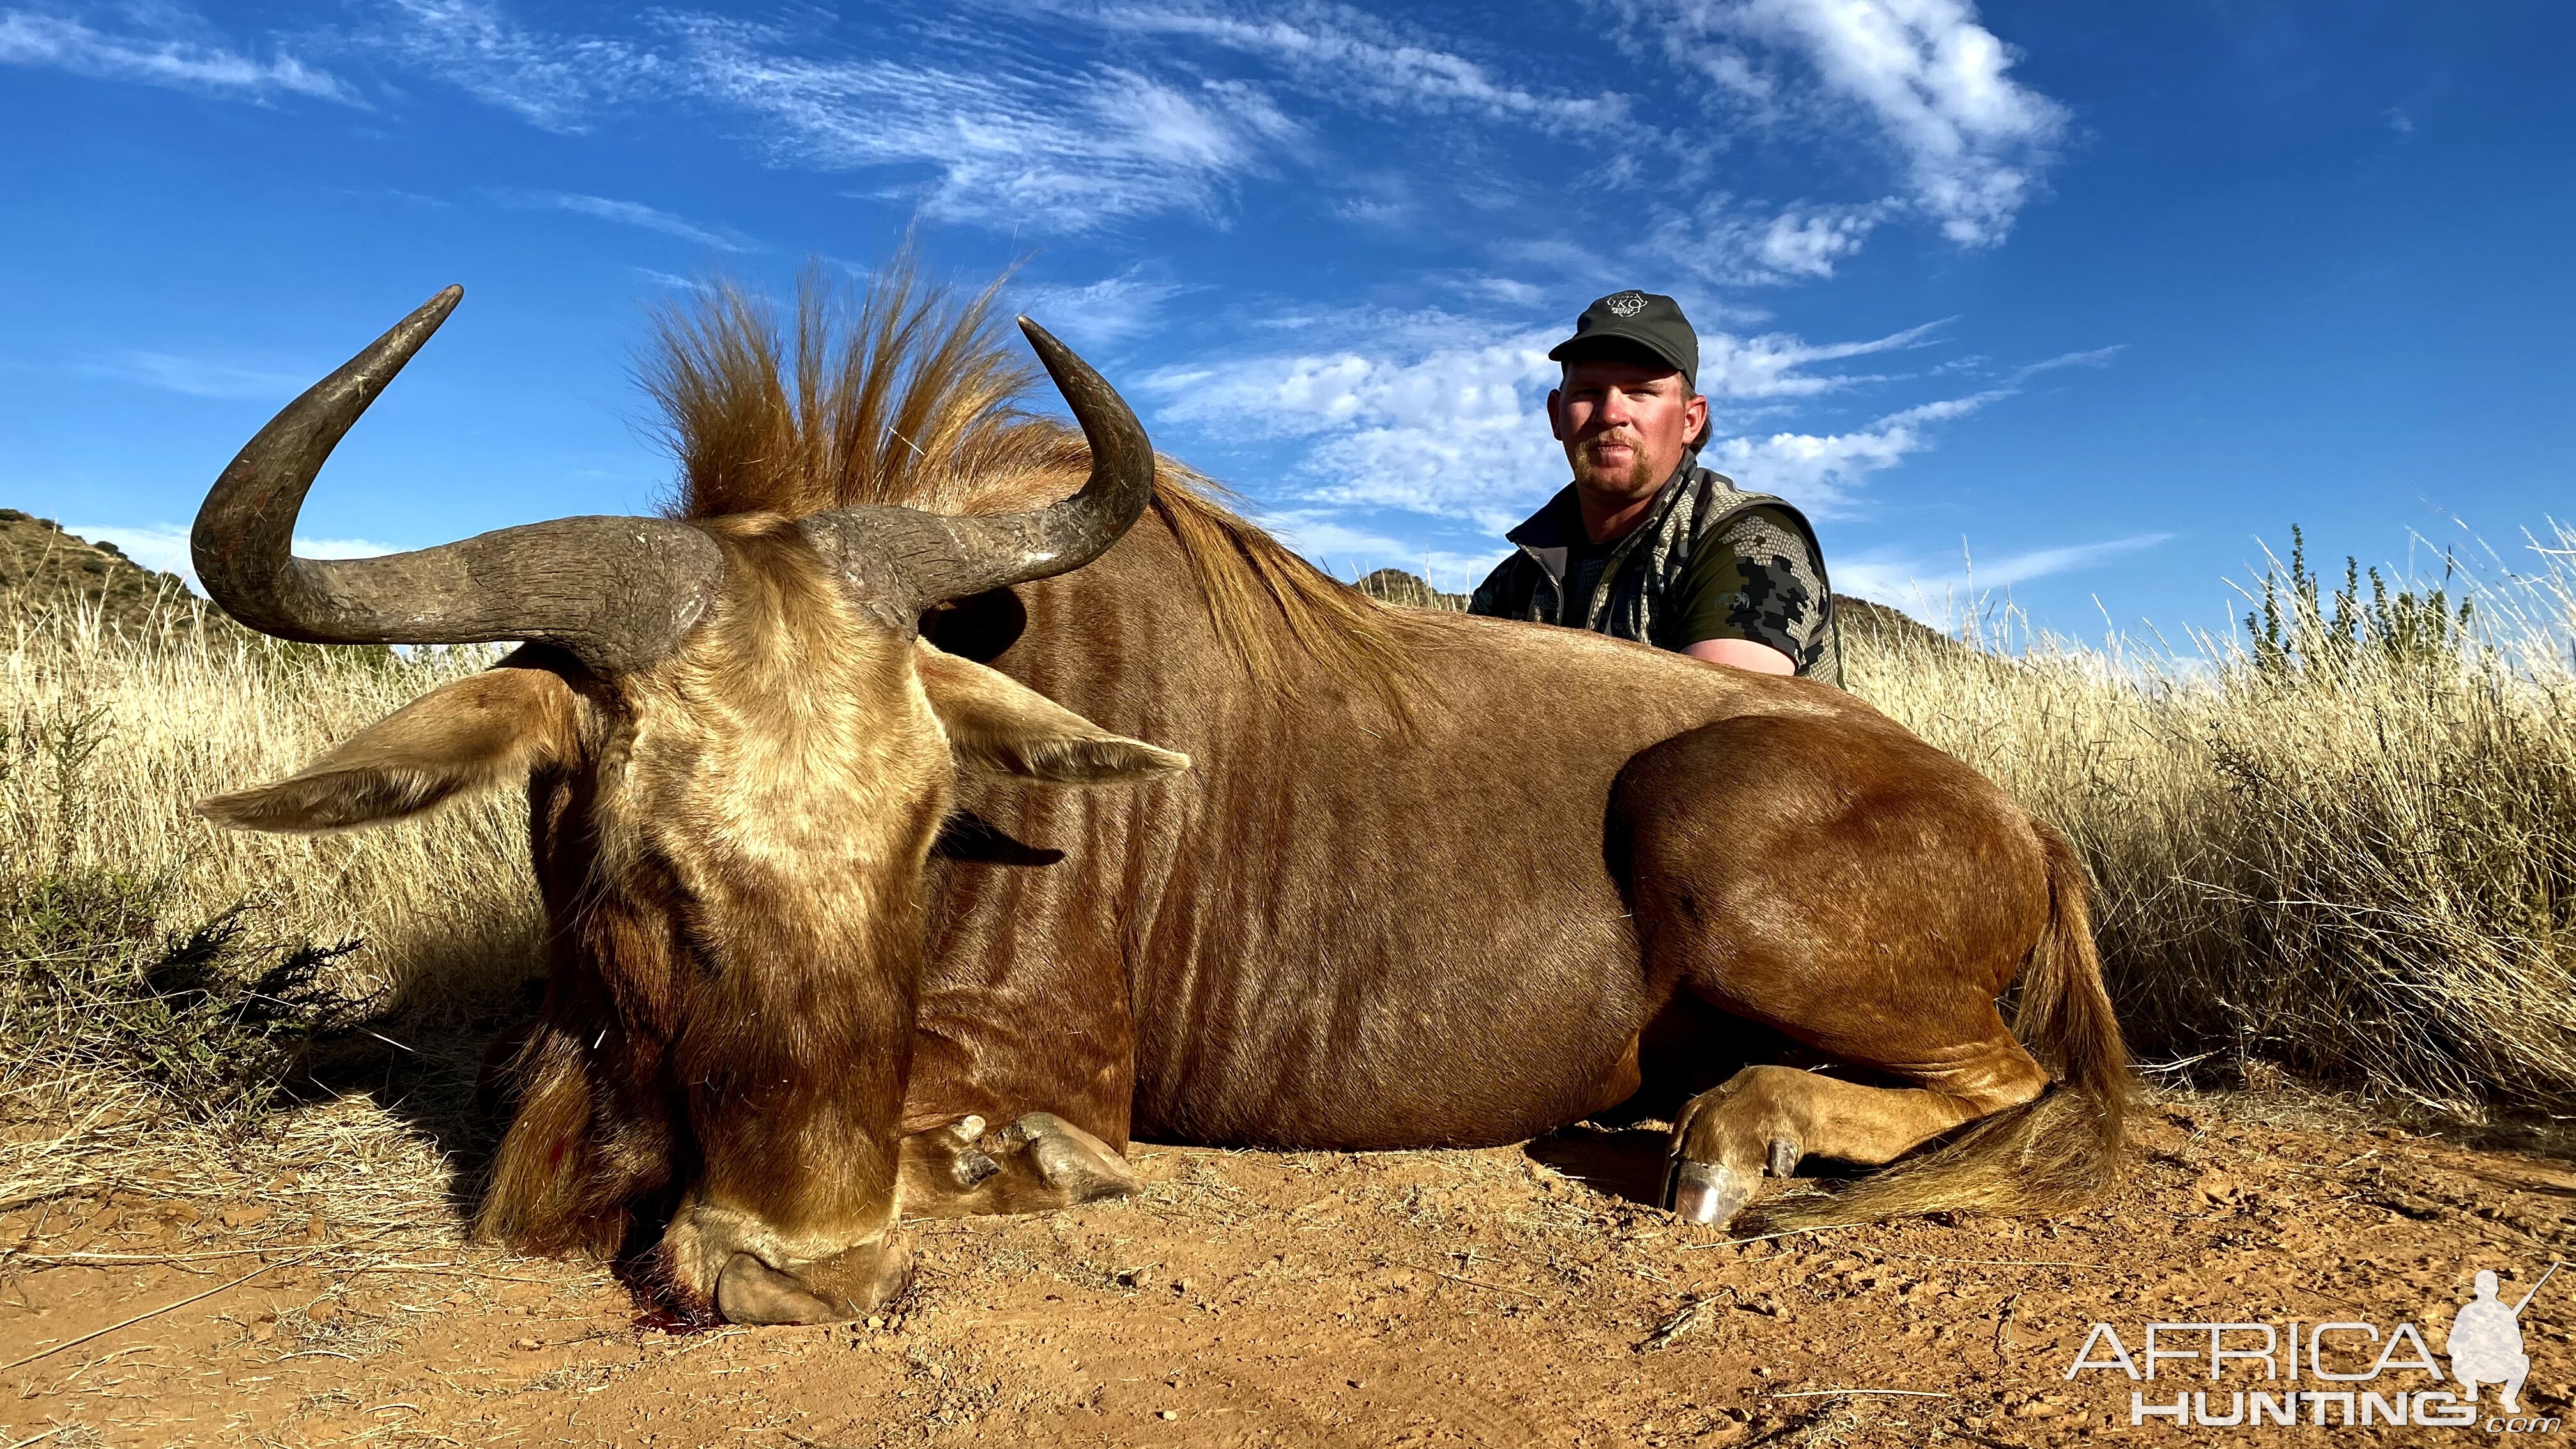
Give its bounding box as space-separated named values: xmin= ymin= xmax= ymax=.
xmin=2065 ymin=1260 xmax=2565 ymax=1431
xmin=2452 ymin=1265 xmax=2555 ymax=1414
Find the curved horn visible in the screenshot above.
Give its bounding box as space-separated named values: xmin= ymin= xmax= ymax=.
xmin=800 ymin=318 xmax=1156 ymax=613
xmin=192 ymin=287 xmax=722 ymax=671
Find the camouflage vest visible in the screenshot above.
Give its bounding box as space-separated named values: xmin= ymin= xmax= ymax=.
xmin=1474 ymin=463 xmax=1842 ymax=686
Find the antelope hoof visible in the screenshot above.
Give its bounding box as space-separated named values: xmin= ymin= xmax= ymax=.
xmin=1768 ymin=1136 xmax=1804 ymax=1177
xmin=1003 ymin=1112 xmax=1138 ymax=1202
xmin=713 ymin=1236 xmax=913 ymax=1326
xmin=952 ymin=1149 xmax=1001 ymax=1188
xmin=1666 ymin=1159 xmax=1757 ymax=1228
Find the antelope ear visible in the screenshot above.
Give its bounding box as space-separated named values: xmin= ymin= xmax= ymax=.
xmin=197 ymin=664 xmax=580 ymax=834
xmin=916 ymin=641 xmax=1190 ymax=785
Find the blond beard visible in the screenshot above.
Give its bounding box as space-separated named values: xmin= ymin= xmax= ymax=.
xmin=1571 ymin=436 xmax=1657 ymax=493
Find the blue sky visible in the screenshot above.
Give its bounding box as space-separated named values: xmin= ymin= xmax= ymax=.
xmin=4 ymin=1 xmax=2570 ymax=641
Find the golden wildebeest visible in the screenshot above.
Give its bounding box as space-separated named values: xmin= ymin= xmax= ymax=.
xmin=195 ymin=270 xmax=2129 ymax=1326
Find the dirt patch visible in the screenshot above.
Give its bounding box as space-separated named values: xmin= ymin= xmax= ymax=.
xmin=3 ymin=1092 xmax=2572 ymax=1446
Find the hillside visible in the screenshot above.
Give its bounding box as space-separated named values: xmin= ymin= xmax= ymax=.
xmin=0 ymin=509 xmax=217 ymax=637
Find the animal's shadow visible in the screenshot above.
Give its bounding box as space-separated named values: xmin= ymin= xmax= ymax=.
xmin=1524 ymin=998 xmax=1874 ymax=1209
xmin=1525 ymin=1123 xmax=1674 ymax=1204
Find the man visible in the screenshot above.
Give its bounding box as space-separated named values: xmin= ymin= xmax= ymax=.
xmin=1470 ymin=290 xmax=1838 ymax=683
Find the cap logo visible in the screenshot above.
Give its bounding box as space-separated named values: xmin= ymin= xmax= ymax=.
xmin=1606 ymin=291 xmax=1647 ymax=318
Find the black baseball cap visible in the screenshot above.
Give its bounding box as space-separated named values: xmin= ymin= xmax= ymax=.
xmin=1547 ymin=290 xmax=1698 ymax=392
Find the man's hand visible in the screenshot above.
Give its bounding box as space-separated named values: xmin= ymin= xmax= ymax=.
xmin=1683 ymin=638 xmax=1796 ymax=675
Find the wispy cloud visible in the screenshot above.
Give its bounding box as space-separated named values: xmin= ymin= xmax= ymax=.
xmin=75 ymin=351 xmax=313 ymax=400
xmin=1703 ymin=389 xmax=2009 ymax=514
xmin=633 ymin=268 xmax=715 ymax=295
xmin=61 ymin=523 xmax=399 ymax=594
xmin=1836 ymin=531 xmax=2174 ymax=613
xmin=0 ymin=7 xmax=358 ymax=102
xmin=504 ymin=190 xmax=754 ymax=251
xmin=1014 ymin=270 xmax=1190 ymax=348
xmin=1621 ymin=0 xmax=2066 ymax=247
xmin=358 ymin=3 xmax=1303 ymax=231
xmin=678 ymin=36 xmax=1303 ymax=229
xmin=358 ymin=0 xmax=663 ymax=129
xmin=1643 ymin=195 xmax=1894 ymax=284
xmin=1698 ymin=318 xmax=1943 ymax=400
xmin=2010 ymin=344 xmax=2123 ymax=379
xmin=1085 ymin=1 xmax=1641 ymax=139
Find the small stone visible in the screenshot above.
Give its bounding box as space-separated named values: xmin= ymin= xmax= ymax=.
xmin=1160 ymin=1410 xmax=1179 ymax=1420
xmin=305 ymin=1300 xmax=339 ymax=1324
xmin=514 ymin=1336 xmax=541 ymax=1351
xmin=866 ymin=1315 xmax=884 ymax=1330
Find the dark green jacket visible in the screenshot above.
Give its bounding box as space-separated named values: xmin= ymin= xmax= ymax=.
xmin=1468 ymin=463 xmax=1841 ymax=686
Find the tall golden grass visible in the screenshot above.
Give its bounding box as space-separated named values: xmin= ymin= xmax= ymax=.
xmin=1 ymin=609 xmax=537 ymax=1016
xmin=1848 ymin=529 xmax=2576 ymax=1118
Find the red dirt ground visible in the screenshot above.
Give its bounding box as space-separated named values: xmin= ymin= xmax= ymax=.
xmin=4 ymin=1092 xmax=2572 ymax=1448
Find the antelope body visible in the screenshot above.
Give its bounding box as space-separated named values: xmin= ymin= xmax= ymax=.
xmin=197 ymin=277 xmax=2129 ymax=1326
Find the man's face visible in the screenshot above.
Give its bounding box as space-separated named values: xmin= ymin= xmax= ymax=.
xmin=1547 ymin=354 xmax=1709 ymax=502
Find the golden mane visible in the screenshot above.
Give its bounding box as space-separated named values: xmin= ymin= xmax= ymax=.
xmin=641 ymin=258 xmax=1425 ymax=714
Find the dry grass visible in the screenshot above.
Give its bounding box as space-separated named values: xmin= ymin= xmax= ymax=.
xmin=2 ymin=525 xmax=2572 ymax=1252
xmin=1845 ymin=528 xmax=2576 ymax=1120
xmin=0 ymin=601 xmax=542 ymax=1246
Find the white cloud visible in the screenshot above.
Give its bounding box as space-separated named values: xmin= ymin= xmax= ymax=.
xmin=659 ymin=16 xmax=1300 ymax=231
xmin=349 ymin=4 xmax=1300 ymax=230
xmin=1644 ymin=195 xmax=1894 ymax=284
xmin=75 ymin=352 xmax=313 ymax=400
xmin=360 ymin=0 xmax=662 ymax=128
xmin=1836 ymin=531 xmax=2172 ymax=614
xmin=1703 ymin=390 xmax=2003 ymax=514
xmin=0 ymin=8 xmax=358 ymax=102
xmin=2009 ymin=344 xmax=2122 ymax=379
xmin=507 ymin=191 xmax=753 ymax=250
xmin=1251 ymin=508 xmax=1409 ymax=561
xmin=1698 ymin=318 xmax=1941 ymax=400
xmin=1088 ymin=2 xmax=1640 ymax=138
xmin=1147 ymin=320 xmax=1561 ymax=532
xmin=1015 ymin=270 xmax=1188 ymax=348
xmin=1148 ymin=308 xmax=1972 ymax=527
xmin=1251 ymin=512 xmax=1504 ymax=595
xmin=634 ymin=268 xmax=716 ymax=295
xmin=61 ymin=524 xmax=399 ymax=594
xmin=1629 ymin=0 xmax=2066 ymax=246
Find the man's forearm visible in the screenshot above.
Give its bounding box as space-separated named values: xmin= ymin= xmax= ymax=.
xmin=1683 ymin=637 xmax=1796 ymax=675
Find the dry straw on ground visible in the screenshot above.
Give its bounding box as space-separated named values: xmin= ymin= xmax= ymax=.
xmin=2 ymin=525 xmax=2573 ymax=1246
